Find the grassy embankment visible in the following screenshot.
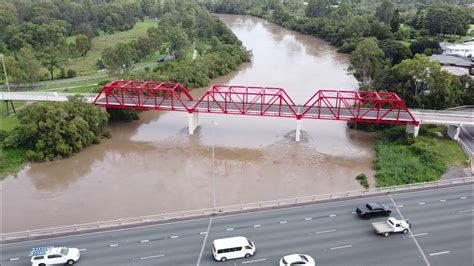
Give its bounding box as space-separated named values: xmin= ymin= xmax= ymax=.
xmin=64 ymin=18 xmax=161 ymax=76
xmin=374 ymin=125 xmax=467 ymax=187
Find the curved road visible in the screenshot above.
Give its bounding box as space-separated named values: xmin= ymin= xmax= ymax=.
xmin=1 ymin=184 xmax=472 ymax=265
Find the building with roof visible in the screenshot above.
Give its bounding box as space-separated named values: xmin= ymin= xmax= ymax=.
xmin=444 ymin=41 xmax=474 ymax=58
xmin=430 ymin=54 xmax=473 ymax=77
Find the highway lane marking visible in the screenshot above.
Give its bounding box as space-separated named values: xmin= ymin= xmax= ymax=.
xmin=329 ymin=214 xmax=337 ymax=217
xmin=389 ymin=195 xmax=430 ymax=266
xmin=78 ymin=248 xmax=87 ymax=251
xmin=226 ymin=228 xmax=234 ymax=231
xmin=253 ymin=224 xmax=261 ymax=228
xmin=429 ymin=251 xmax=450 ymax=256
xmin=460 ymin=196 xmax=466 ymax=199
xmin=305 ymin=217 xmax=313 ymax=220
xmin=398 ymin=205 xmax=404 ymax=208
xmin=196 ymin=218 xmax=213 ymax=266
xmin=109 ymin=244 xmax=119 ymax=247
xmin=419 ymin=202 xmax=426 ymax=205
xmin=440 ymin=199 xmax=446 ymax=202
xmin=9 ymin=258 xmax=20 ymax=261
xmin=316 ymin=229 xmax=336 ymax=234
xmin=242 ymin=258 xmax=267 ymax=264
xmin=458 ymin=209 xmax=474 ymax=213
xmin=3 ymin=184 xmax=471 ymax=247
xmin=140 ymin=239 xmax=150 ymax=243
xmin=351 ymin=212 xmax=356 ymax=214
xmin=140 ymin=254 xmax=165 ymax=260
xmin=330 ymin=244 xmax=352 ymax=250
xmin=279 ymin=221 xmax=287 ymax=224
xmin=199 ymin=231 xmax=207 ymax=235
xmin=411 ymin=233 xmax=428 ymax=237
xmin=170 ymin=235 xmax=179 ymax=239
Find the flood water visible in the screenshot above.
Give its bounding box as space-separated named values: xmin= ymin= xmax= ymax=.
xmin=1 ymin=15 xmax=375 ymax=232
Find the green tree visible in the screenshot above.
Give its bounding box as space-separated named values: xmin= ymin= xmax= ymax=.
xmin=378 ymin=39 xmax=411 ymax=65
xmin=0 ymin=3 xmax=18 ymax=38
xmin=390 ymin=9 xmax=400 ymax=33
xmin=168 ymin=27 xmax=190 ymax=60
xmin=4 ymin=96 xmax=109 ymax=161
xmin=305 ymin=0 xmax=331 ymax=18
xmin=349 ymin=38 xmax=385 ymax=86
xmin=75 ymin=34 xmax=91 ymax=56
xmin=375 ymin=0 xmax=396 ymax=24
xmin=102 ymin=43 xmax=135 ymax=76
xmin=17 ymin=47 xmax=41 ymax=86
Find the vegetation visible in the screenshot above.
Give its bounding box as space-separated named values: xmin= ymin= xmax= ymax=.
xmin=374 ymin=126 xmax=466 ymax=187
xmin=356 ymin=173 xmax=370 ymax=189
xmin=2 ymin=96 xmax=109 ymax=161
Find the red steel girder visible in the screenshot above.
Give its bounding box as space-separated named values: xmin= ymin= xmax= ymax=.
xmin=300 ymin=90 xmax=418 ymax=125
xmin=191 ymin=84 xmax=298 ymax=117
xmin=93 ymin=80 xmax=193 ymax=111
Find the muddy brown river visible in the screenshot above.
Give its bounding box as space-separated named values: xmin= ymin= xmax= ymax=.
xmin=0 ymin=15 xmax=375 ymax=233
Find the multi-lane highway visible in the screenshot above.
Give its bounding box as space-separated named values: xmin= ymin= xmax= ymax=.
xmin=1 ymin=184 xmax=472 ymax=265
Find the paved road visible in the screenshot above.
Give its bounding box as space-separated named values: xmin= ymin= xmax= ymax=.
xmin=1 ymin=184 xmax=472 ymax=265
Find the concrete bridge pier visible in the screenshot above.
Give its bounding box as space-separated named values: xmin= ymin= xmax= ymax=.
xmin=405 ymin=124 xmax=420 ymax=137
xmin=295 ymin=119 xmax=303 ymax=142
xmin=188 ymin=112 xmax=199 ymax=134
xmin=447 ymin=125 xmax=460 ymax=140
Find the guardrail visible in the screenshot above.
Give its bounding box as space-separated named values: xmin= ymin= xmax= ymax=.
xmin=1 ymin=176 xmax=472 ymax=243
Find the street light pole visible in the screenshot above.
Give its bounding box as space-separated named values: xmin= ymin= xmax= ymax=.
xmin=211 ymin=119 xmax=216 ymax=209
xmin=0 ymin=54 xmax=10 ymax=92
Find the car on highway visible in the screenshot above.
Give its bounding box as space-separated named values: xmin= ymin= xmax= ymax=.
xmin=30 ymin=246 xmax=80 ymax=265
xmin=280 ymin=254 xmax=316 ymax=266
xmin=355 ymin=202 xmax=391 ymax=219
xmin=372 ymin=217 xmax=411 ymax=237
xmin=212 ymin=236 xmax=256 ymax=262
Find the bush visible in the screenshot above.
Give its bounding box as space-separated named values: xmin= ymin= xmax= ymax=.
xmin=356 ymin=173 xmax=370 ymax=189
xmin=67 ymin=69 xmax=77 ymax=78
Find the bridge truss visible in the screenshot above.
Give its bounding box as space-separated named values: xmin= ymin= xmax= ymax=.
xmin=93 ymin=80 xmax=418 ymax=125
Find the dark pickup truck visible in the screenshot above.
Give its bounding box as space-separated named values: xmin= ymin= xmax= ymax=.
xmin=355 ymin=203 xmax=391 ymax=219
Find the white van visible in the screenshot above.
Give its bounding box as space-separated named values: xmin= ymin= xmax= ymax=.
xmin=212 ymin=236 xmax=256 ymax=262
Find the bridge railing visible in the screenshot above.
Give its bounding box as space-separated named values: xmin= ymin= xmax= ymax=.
xmin=1 ymin=176 xmax=472 ymax=243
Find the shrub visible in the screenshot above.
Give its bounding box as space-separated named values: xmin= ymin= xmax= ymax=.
xmin=356 ymin=173 xmax=370 ymax=189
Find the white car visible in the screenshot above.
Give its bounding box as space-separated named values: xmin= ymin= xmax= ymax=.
xmin=30 ymin=246 xmax=80 ymax=266
xmin=280 ymin=254 xmax=316 ymax=266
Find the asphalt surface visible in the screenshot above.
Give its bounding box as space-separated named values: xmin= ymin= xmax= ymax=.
xmin=1 ymin=184 xmax=472 ymax=265
xmin=459 ymin=124 xmax=473 ymax=156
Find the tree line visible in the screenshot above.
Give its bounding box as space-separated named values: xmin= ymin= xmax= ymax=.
xmin=0 ymin=0 xmax=170 ymax=84
xmin=200 ymin=0 xmax=473 ymax=109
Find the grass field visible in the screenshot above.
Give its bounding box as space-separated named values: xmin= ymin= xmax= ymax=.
xmin=64 ymin=19 xmax=159 ymax=75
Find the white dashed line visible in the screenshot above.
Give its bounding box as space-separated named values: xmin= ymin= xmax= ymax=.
xmin=78 ymin=248 xmax=87 ymax=251
xmin=280 ymin=221 xmax=287 ymax=224
xmin=419 ymin=202 xmax=425 ymax=205
xmin=398 ymin=205 xmax=404 ymax=208
xmin=226 ymin=228 xmax=234 ymax=231
xmin=351 ymin=212 xmax=356 ymax=214
xmin=109 ymin=244 xmax=119 ymax=247
xmin=316 ymin=229 xmax=336 ymax=234
xmin=411 ymin=233 xmax=428 ymax=237
xmin=305 ymin=217 xmax=313 ymax=221
xmin=170 ymin=236 xmax=179 ymax=239
xmin=140 ymin=240 xmax=149 ymax=243
xmin=199 ymin=232 xmax=207 ymax=235
xmin=329 ymin=214 xmax=337 ymax=217
xmin=9 ymin=258 xmax=19 ymax=261
xmin=140 ymin=254 xmax=165 ymax=260
xmin=460 ymin=196 xmax=467 ymax=199
xmin=429 ymin=251 xmax=450 ymax=256
xmin=440 ymin=199 xmax=446 ymax=202
xmin=242 ymin=258 xmax=267 ymax=264
xmin=458 ymin=209 xmax=474 ymax=213
xmin=330 ymin=245 xmax=352 ymax=250
xmin=253 ymin=224 xmax=261 ymax=228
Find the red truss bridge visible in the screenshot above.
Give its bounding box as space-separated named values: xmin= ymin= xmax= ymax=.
xmin=92 ymin=80 xmax=420 ymax=141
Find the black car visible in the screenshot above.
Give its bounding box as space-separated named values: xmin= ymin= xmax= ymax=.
xmin=355 ymin=203 xmax=391 ymax=219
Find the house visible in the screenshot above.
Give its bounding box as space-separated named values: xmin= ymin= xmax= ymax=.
xmin=444 ymin=41 xmax=474 ymax=58
xmin=429 ymin=54 xmax=473 ymax=76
